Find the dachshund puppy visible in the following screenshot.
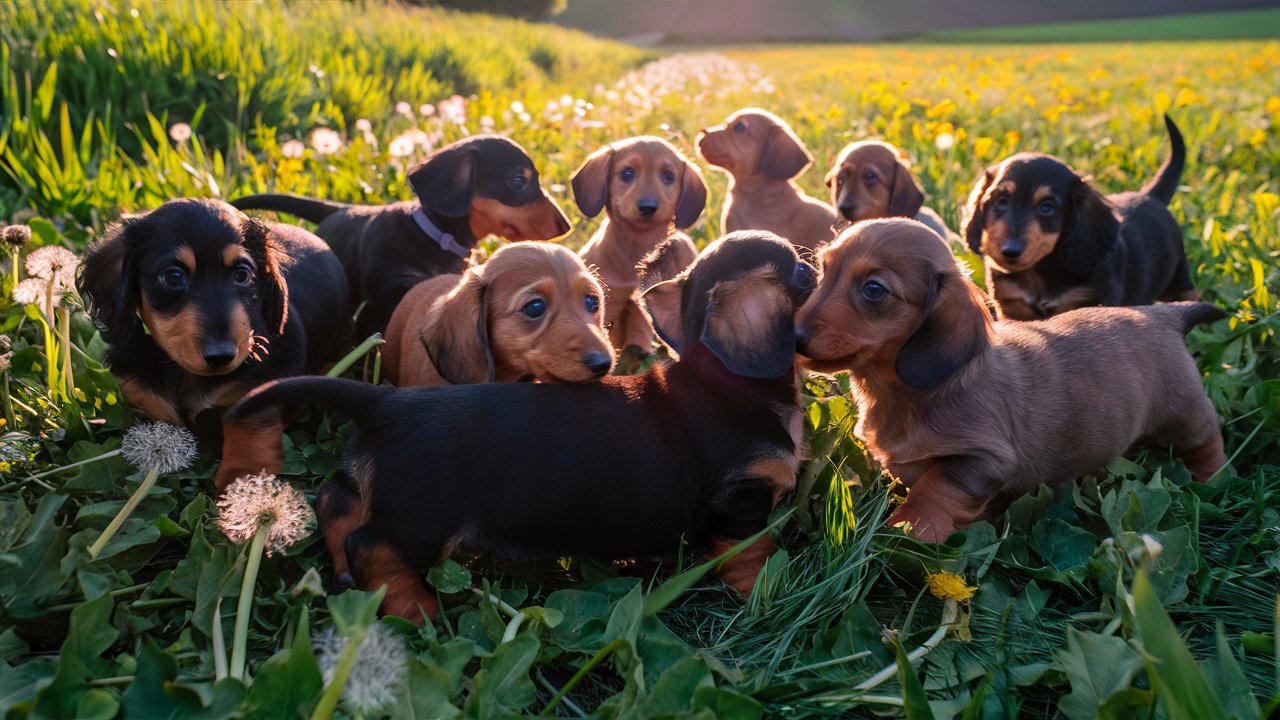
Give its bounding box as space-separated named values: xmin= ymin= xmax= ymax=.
xmin=796 ymin=219 xmax=1225 ymax=542
xmin=962 ymin=115 xmax=1196 ymax=320
xmin=573 ymin=136 xmax=706 ymax=350
xmin=382 ymin=242 xmax=614 ymax=387
xmin=826 ymin=140 xmax=955 ymax=242
xmin=220 ymin=231 xmax=815 ymax=620
xmin=78 ymin=198 xmax=351 ymax=447
xmin=233 ymin=136 xmax=571 ymax=337
xmin=696 ymin=108 xmax=838 ymax=251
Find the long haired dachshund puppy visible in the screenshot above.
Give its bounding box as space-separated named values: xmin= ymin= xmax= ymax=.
xmin=962 ymin=115 xmax=1196 ymax=320
xmin=826 ymin=140 xmax=955 ymax=242
xmin=696 ymin=108 xmax=838 ymax=251
xmin=78 ymin=197 xmax=351 ymax=446
xmin=221 ymin=231 xmax=816 ymax=620
xmin=573 ymin=136 xmax=706 ymax=350
xmin=796 ymin=219 xmax=1225 ymax=542
xmin=232 ymin=136 xmax=571 ymax=336
xmin=381 ymin=242 xmax=613 ymax=387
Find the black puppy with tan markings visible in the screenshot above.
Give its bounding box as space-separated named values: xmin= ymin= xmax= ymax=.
xmin=219 ymin=231 xmax=815 ymax=620
xmin=233 ymin=135 xmax=571 ymax=336
xmin=963 ymin=115 xmax=1197 ymax=320
xmin=78 ymin=197 xmax=351 ymax=446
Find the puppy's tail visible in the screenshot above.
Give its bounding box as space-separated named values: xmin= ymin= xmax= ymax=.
xmin=227 ymin=376 xmax=388 ymax=425
xmin=1141 ymin=114 xmax=1185 ymax=206
xmin=231 ymin=193 xmax=351 ymax=223
xmin=1170 ymin=301 xmax=1226 ymax=335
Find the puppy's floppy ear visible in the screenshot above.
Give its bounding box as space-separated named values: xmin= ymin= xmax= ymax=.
xmin=887 ymin=158 xmax=926 ymax=217
xmin=78 ymin=217 xmax=144 ymax=346
xmin=242 ymin=218 xmax=288 ymax=334
xmin=962 ymin=166 xmax=995 ymax=254
xmin=673 ymin=160 xmax=707 ymax=229
xmin=758 ymin=123 xmax=812 ymax=180
xmin=641 ymin=277 xmax=685 ymax=353
xmin=570 ymin=146 xmax=614 ymax=219
xmin=423 ymin=269 xmax=494 ymax=384
xmin=701 ymin=271 xmax=795 ymax=379
xmin=896 ymin=273 xmax=989 ymax=389
xmin=410 ymin=145 xmax=478 ymax=218
xmin=1059 ymin=177 xmax=1120 ymax=275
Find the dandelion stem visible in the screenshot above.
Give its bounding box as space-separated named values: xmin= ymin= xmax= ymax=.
xmin=501 ymin=612 xmax=527 ymax=643
xmin=310 ymin=625 xmax=369 ymax=720
xmin=1 ymin=370 xmax=14 ymax=429
xmin=853 ymin=598 xmax=958 ymax=693
xmin=89 ymin=465 xmax=161 ymax=559
xmin=27 ymin=448 xmax=121 ymax=480
xmin=41 ymin=279 xmax=59 ymax=396
xmin=58 ymin=305 xmax=73 ymax=402
xmin=326 ymin=334 xmax=385 ymax=379
xmin=471 ymin=587 xmax=520 ymax=618
xmin=539 ymin=638 xmax=628 ymax=716
xmin=46 ymin=581 xmax=149 ymax=612
xmin=212 ymin=597 xmax=229 ymax=682
xmin=230 ymin=525 xmax=268 ymax=682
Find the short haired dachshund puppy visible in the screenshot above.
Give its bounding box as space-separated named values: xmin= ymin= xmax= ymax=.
xmin=826 ymin=140 xmax=955 ymax=242
xmin=962 ymin=115 xmax=1197 ymax=320
xmin=382 ymin=242 xmax=614 ymax=386
xmin=221 ymin=231 xmax=816 ymax=620
xmin=233 ymin=135 xmax=571 ymax=336
xmin=796 ymin=218 xmax=1225 ymax=542
xmin=696 ymin=108 xmax=838 ymax=250
xmin=573 ymin=136 xmax=706 ymax=350
xmin=77 ymin=197 xmax=351 ymax=446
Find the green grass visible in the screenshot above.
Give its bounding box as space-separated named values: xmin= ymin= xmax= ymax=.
xmin=922 ymin=8 xmax=1280 ymax=42
xmin=1 ymin=1 xmax=1279 ymax=717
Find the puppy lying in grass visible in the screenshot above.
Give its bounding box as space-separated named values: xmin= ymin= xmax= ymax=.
xmin=220 ymin=231 xmax=816 ymax=620
xmin=796 ymin=218 xmax=1226 ymax=542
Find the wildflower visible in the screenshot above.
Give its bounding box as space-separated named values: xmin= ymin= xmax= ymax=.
xmin=216 ymin=471 xmax=315 ymax=556
xmin=924 ymin=570 xmax=977 ymax=602
xmin=388 ymin=133 xmax=416 ymax=158
xmin=1250 ymin=129 xmax=1267 ymax=148
xmin=3 ymin=224 xmax=31 ymax=252
xmin=438 ymin=95 xmax=467 ymax=124
xmin=479 ymin=115 xmax=495 ymax=132
xmin=12 ymin=278 xmax=52 ymax=307
xmin=24 ymin=245 xmax=79 ymax=287
xmin=309 ymin=128 xmax=343 ymax=155
xmin=973 ymin=136 xmax=994 ymax=160
xmin=314 ymin=624 xmax=409 ymax=716
xmin=935 ymin=132 xmax=955 ymax=151
xmin=168 ymin=122 xmax=193 ymax=142
xmin=281 ymin=139 xmax=306 ymax=158
xmin=395 ymin=101 xmax=412 ymax=117
xmin=121 ymin=422 xmax=198 ymax=474
xmin=354 ymin=118 xmax=372 ymax=134
xmin=510 ymin=100 xmax=525 ymax=113
xmin=1267 ymin=96 xmax=1280 ymax=116
xmin=418 ymin=103 xmax=435 ymax=117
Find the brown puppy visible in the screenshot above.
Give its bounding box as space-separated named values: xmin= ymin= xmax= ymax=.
xmin=696 ymin=108 xmax=837 ymax=251
xmin=962 ymin=115 xmax=1196 ymax=320
xmin=573 ymin=136 xmax=706 ymax=350
xmin=796 ymin=218 xmax=1226 ymax=542
xmin=233 ymin=136 xmax=571 ymax=337
xmin=826 ymin=140 xmax=955 ymax=242
xmin=382 ymin=242 xmax=613 ymax=387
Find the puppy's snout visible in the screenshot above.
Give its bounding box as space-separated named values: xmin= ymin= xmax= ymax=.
xmin=793 ymin=262 xmax=816 ymax=291
xmin=838 ymin=204 xmax=856 ymax=220
xmin=795 ymin=325 xmax=810 ymax=352
xmin=582 ymin=351 xmax=612 ymax=377
xmin=1000 ymin=240 xmax=1026 ymax=259
xmin=637 ymin=198 xmax=660 ymax=217
xmin=202 ymin=340 xmax=238 ymax=368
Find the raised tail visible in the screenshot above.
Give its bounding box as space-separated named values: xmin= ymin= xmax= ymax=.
xmin=230 ymin=193 xmax=352 ymax=223
xmin=1141 ymin=114 xmax=1185 ymax=206
xmin=1173 ymin=301 xmax=1226 ymax=335
xmin=226 ymin=376 xmax=388 ymax=425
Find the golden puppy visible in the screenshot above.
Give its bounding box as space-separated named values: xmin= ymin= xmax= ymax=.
xmin=825 ymin=140 xmax=956 ymax=242
xmin=383 ymin=242 xmax=614 ymax=386
xmin=796 ymin=218 xmax=1226 ymax=542
xmin=696 ymin=108 xmax=837 ymax=250
xmin=573 ymin=136 xmax=706 ymax=351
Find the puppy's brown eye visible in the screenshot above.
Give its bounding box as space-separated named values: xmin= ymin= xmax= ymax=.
xmin=522 ymin=298 xmax=547 ymax=319
xmin=860 ymin=280 xmax=887 ymax=301
xmin=1036 ymin=200 xmax=1056 ymax=216
xmin=232 ymin=264 xmax=254 ymax=287
xmin=159 ymin=267 xmax=188 ymax=292
xmin=661 ymin=170 xmax=676 ymax=185
xmin=619 ymin=168 xmax=636 ymax=182
xmin=862 ymin=171 xmax=877 ymax=185
xmin=992 ymin=196 xmax=1010 ymax=213
xmin=507 ymin=176 xmax=528 ymax=191
xmin=733 ymin=121 xmax=746 ymax=133
xmin=584 ymin=295 xmax=600 ymax=313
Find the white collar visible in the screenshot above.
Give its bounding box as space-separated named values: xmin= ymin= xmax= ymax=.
xmin=411 ymin=207 xmax=471 ymax=259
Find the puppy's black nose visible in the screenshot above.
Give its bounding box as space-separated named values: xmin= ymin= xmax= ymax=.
xmin=838 ymin=205 xmax=856 ymax=220
xmin=795 ymin=326 xmax=809 ymax=352
xmin=202 ymin=341 xmax=238 ymax=368
xmin=637 ymin=199 xmax=659 ymax=217
xmin=583 ymin=351 xmax=612 ymax=376
xmin=1000 ymin=240 xmax=1025 ymax=259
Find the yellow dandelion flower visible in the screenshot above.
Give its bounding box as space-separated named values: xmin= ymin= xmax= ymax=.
xmin=1154 ymin=91 xmax=1172 ymax=115
xmin=106 ymin=392 xmax=117 ymax=405
xmin=1004 ymin=130 xmax=1021 ymax=146
xmin=1249 ymin=129 xmax=1267 ymax=148
xmin=925 ymin=570 xmax=977 ymax=602
xmin=1173 ymin=88 xmax=1199 ymax=108
xmin=1266 ymin=96 xmax=1280 ymax=116
xmin=974 ymin=137 xmax=994 ymax=159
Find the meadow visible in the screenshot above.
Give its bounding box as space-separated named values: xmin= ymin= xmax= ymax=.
xmin=1 ymin=1 xmax=1279 ymax=717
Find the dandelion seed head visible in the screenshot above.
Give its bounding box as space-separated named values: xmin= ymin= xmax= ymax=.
xmin=313 ymin=623 xmax=408 ymax=716
xmin=935 ymin=132 xmax=955 ymax=151
xmin=12 ymin=278 xmax=50 ymax=307
xmin=24 ymin=246 xmax=79 ymax=287
xmin=354 ymin=118 xmax=372 ymax=133
xmin=418 ymin=103 xmax=435 ymax=117
xmin=3 ymin=224 xmax=31 ymax=251
xmin=309 ymin=128 xmax=343 ymax=155
xmin=216 ymin=472 xmax=315 ymax=556
xmin=168 ymin=122 xmax=193 ymax=142
xmin=121 ymin=422 xmax=198 ymax=474
xmin=388 ymin=133 xmax=416 ymax=158
xmin=394 ymin=101 xmax=412 ymax=117
xmin=281 ymin=139 xmax=306 ymax=158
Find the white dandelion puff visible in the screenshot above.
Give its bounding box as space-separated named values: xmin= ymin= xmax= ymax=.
xmin=418 ymin=103 xmax=435 ymax=117
xmin=121 ymin=422 xmax=198 ymax=474
xmin=394 ymin=101 xmax=413 ymax=117
xmin=388 ymin=133 xmax=416 ymax=158
xmin=354 ymin=118 xmax=372 ymax=134
xmin=281 ymin=139 xmax=306 ymax=158
xmin=309 ymin=128 xmax=343 ymax=155
xmin=216 ymin=472 xmax=315 ymax=556
xmin=12 ymin=278 xmax=50 ymax=307
xmin=25 ymin=245 xmax=79 ymax=287
xmin=935 ymin=132 xmax=955 ymax=151
xmin=314 ymin=624 xmax=409 ymax=716
xmin=168 ymin=122 xmax=193 ymax=142
xmin=4 ymin=224 xmax=31 ymax=251
xmin=479 ymin=115 xmax=495 ymax=132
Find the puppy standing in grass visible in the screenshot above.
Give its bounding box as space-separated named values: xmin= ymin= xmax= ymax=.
xmin=572 ymin=136 xmax=707 ymax=351
xmin=697 ymin=108 xmax=838 ymax=251
xmin=220 ymin=232 xmax=815 ymax=620
xmin=381 ymin=242 xmax=614 ymax=386
xmin=78 ymin=198 xmax=351 ymax=447
xmin=962 ymin=115 xmax=1196 ymax=320
xmin=233 ymin=135 xmax=571 ymax=336
xmin=826 ymin=140 xmax=956 ymax=242
xmin=796 ymin=219 xmax=1225 ymax=542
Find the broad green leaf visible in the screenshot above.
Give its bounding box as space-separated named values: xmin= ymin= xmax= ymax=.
xmin=392 ymin=658 xmax=460 ymax=720
xmin=243 ymin=611 xmax=323 ymax=720
xmin=1131 ymin=570 xmax=1230 ymax=719
xmin=327 ymin=587 xmax=386 ymax=637
xmin=892 ymin=634 xmax=935 ymax=720
xmin=1203 ymin=623 xmax=1260 ymax=720
xmin=74 ymin=688 xmax=119 ymax=720
xmin=426 ymin=559 xmax=473 ymax=594
xmin=1055 ymin=628 xmax=1143 ymax=720
xmin=546 ymin=588 xmax=611 ymax=653
xmin=628 ymin=655 xmax=712 ymax=718
xmin=1029 ymin=518 xmax=1096 ymax=572
xmin=465 ymin=633 xmax=539 ymax=718
xmin=692 ymin=684 xmax=763 ymax=720
xmin=32 ymin=594 xmax=118 ymax=718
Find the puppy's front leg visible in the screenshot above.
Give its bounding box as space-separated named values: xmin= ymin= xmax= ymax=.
xmin=346 ymin=526 xmax=439 ymax=622
xmin=707 ymin=480 xmax=777 ymax=596
xmin=213 ymin=411 xmax=285 ymax=490
xmin=887 ymin=466 xmax=988 ymax=543
xmin=709 ymin=534 xmax=776 ymax=596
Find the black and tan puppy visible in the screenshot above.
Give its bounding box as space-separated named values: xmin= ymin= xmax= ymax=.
xmin=219 ymin=231 xmax=815 ymax=620
xmin=232 ymin=135 xmax=571 ymax=336
xmin=962 ymin=115 xmax=1196 ymax=320
xmin=78 ymin=197 xmax=351 ymax=446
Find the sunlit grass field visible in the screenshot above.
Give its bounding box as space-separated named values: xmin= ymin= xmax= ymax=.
xmin=1 ymin=1 xmax=1278 ymax=716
